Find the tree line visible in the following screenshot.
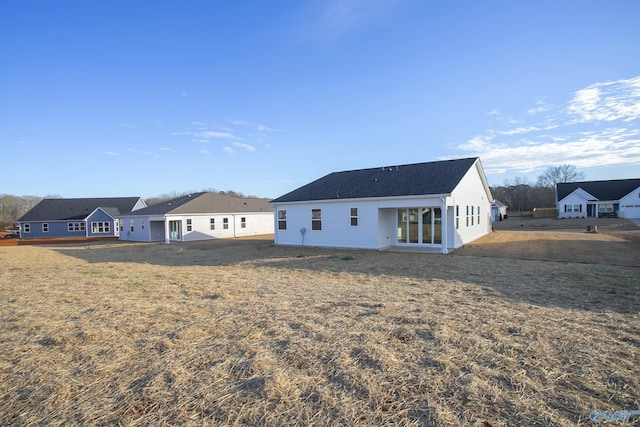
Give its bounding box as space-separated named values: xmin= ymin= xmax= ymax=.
xmin=0 ymin=165 xmax=585 ymax=228
xmin=491 ymin=164 xmax=585 ymax=213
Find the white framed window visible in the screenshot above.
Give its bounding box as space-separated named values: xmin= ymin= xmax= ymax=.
xmin=455 ymin=205 xmax=459 ymax=229
xmin=311 ymin=209 xmax=322 ymax=230
xmin=68 ymin=222 xmax=85 ymax=232
xmin=186 ymin=219 xmax=192 ymax=231
xmin=130 ymin=219 xmax=134 ymax=232
xmin=241 ymin=217 xmax=246 ymax=228
xmin=42 ymin=223 xmax=49 ymax=233
xmin=91 ymin=222 xmax=110 ymax=233
xmin=350 ymin=208 xmax=358 ymax=226
xmin=24 ymin=224 xmax=31 ymax=233
xmin=210 ymin=218 xmax=215 ymax=230
xmin=278 ymin=210 xmax=287 ymax=230
xmin=223 ymin=218 xmax=229 ymax=229
xmin=141 ymin=220 xmax=144 ymax=230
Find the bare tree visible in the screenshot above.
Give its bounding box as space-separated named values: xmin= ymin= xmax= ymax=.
xmin=537 ymin=164 xmax=585 ymax=188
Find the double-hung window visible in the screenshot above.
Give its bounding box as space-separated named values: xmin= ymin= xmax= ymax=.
xmin=350 ymin=208 xmax=358 ymax=226
xmin=278 ymin=210 xmax=287 ymax=230
xmin=311 ymin=209 xmax=322 ymax=230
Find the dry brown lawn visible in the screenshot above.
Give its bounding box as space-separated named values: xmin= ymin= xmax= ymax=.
xmin=1 ymin=220 xmax=639 ymax=426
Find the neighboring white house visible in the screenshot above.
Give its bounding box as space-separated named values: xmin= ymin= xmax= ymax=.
xmin=491 ymin=200 xmax=508 ymax=222
xmin=269 ymin=157 xmax=493 ymax=254
xmin=118 ymin=192 xmax=273 ymax=243
xmin=556 ymin=179 xmax=640 ymax=219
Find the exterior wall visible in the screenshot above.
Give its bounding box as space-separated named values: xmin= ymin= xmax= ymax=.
xmin=617 ymin=186 xmax=640 ymax=219
xmin=19 ymin=220 xmax=88 ymax=239
xmin=119 ymin=212 xmax=274 ymax=242
xmin=86 ymin=210 xmax=118 ymax=237
xmin=450 ymin=165 xmax=492 ymax=248
xmin=557 ymin=193 xmax=588 ymax=218
xmin=377 ymin=208 xmax=396 ymax=249
xmin=119 ymin=216 xmax=155 ymax=241
xmin=179 ymin=212 xmax=273 ymax=242
xmin=274 ymin=201 xmax=380 ymax=249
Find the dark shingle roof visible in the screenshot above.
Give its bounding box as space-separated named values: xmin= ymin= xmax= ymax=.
xmin=557 ymin=179 xmax=640 ymax=201
xmin=123 ymin=192 xmax=272 ymax=216
xmin=18 ymin=197 xmax=143 ymax=221
xmin=270 ymin=158 xmax=479 ymax=203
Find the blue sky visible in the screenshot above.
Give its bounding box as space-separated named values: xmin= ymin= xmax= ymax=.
xmin=2 ymin=1 xmax=639 ymax=199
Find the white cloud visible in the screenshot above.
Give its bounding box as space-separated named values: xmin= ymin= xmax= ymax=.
xmin=102 ymin=151 xmax=120 ymax=156
xmin=256 ymin=124 xmax=281 ymax=132
xmin=455 ymin=76 xmax=640 ymax=178
xmin=198 ymin=149 xmax=210 ymax=155
xmin=496 ymin=126 xmax=541 ymax=136
xmin=567 ymin=76 xmax=640 ymax=123
xmin=223 ymin=146 xmax=235 ymax=154
xmin=233 ymin=142 xmax=256 ymax=152
xmin=486 ymin=109 xmax=500 ymax=116
xmin=172 ymin=131 xmax=237 ymax=140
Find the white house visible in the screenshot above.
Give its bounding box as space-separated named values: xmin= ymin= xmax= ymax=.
xmin=556 ymin=179 xmax=640 ymax=219
xmin=118 ymin=192 xmax=273 ymax=243
xmin=269 ymin=157 xmax=493 ymax=254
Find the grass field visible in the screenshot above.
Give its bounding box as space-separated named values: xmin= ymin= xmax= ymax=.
xmin=1 ymin=228 xmax=639 ymax=426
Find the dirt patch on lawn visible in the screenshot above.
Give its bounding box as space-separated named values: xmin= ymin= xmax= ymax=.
xmin=454 ymin=217 xmax=640 ymax=267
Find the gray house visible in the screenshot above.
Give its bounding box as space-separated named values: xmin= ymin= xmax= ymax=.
xmin=17 ymin=197 xmax=146 ymax=239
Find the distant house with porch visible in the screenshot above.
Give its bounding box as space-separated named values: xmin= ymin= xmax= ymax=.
xmin=491 ymin=200 xmax=508 ymax=222
xmin=17 ymin=197 xmax=146 ymax=239
xmin=269 ymin=157 xmax=493 ymax=254
xmin=556 ymin=179 xmax=640 ymax=219
xmin=118 ymin=192 xmax=273 ymax=243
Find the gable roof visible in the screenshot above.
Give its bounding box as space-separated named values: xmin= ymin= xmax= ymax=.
xmin=123 ymin=192 xmax=272 ymax=216
xmin=556 ymin=179 xmax=640 ymax=202
xmin=270 ymin=157 xmax=480 ymax=203
xmin=18 ymin=197 xmax=144 ymax=222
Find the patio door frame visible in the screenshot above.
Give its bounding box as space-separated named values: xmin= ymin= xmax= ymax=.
xmin=396 ymin=207 xmax=441 ymax=246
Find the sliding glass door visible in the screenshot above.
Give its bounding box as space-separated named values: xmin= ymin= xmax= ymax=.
xmin=397 ymin=207 xmax=441 ymax=245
